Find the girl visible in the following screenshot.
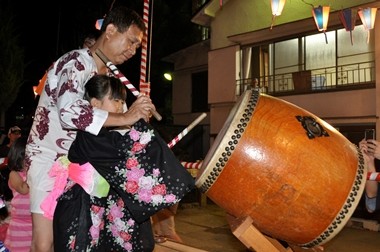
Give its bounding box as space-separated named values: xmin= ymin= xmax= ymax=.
xmin=4 ymin=137 xmax=32 ymax=251
xmin=49 ymin=75 xmax=194 ymax=251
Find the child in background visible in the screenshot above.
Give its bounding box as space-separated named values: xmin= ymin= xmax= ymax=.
xmin=0 ymin=198 xmax=10 ymax=242
xmin=0 ymin=153 xmax=13 ymax=242
xmin=4 ymin=137 xmax=32 ymax=251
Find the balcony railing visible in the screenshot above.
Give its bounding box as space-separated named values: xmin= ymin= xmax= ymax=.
xmin=236 ymin=61 xmax=375 ymax=96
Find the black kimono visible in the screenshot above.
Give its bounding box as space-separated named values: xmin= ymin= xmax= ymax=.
xmin=53 ymin=120 xmax=195 ymax=251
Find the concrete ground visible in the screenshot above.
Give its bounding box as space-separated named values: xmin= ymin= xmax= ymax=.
xmin=154 ymin=201 xmax=380 ymax=252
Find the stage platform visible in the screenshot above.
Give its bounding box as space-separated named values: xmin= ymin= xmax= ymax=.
xmin=154 ymin=201 xmax=380 ymax=252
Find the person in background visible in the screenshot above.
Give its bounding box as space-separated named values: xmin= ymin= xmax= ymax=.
xmin=48 ymin=75 xmax=194 ymax=251
xmin=359 ymin=138 xmax=380 ymax=213
xmin=0 ymin=126 xmax=22 ymax=159
xmin=151 ymin=203 xmax=183 ymax=243
xmin=0 ymin=126 xmax=18 ymax=199
xmin=4 ymin=137 xmax=32 ymax=252
xmin=80 ymin=30 xmax=100 ymax=49
xmin=151 ymin=134 xmax=190 ymax=244
xmin=0 ymin=126 xmax=21 ymax=221
xmin=0 ymin=159 xmax=13 ymax=238
xmin=0 ymin=188 xmax=11 ymax=243
xmin=25 ymin=6 xmax=156 ymax=252
xmin=0 ymin=127 xmax=6 ymax=146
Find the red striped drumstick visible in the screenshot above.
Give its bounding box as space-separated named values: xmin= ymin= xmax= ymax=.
xmin=95 ymin=48 xmax=162 ymax=121
xmin=140 ymin=0 xmax=154 ymax=97
xmin=139 ymin=0 xmax=149 ymax=85
xmin=367 ymin=172 xmax=380 ymax=181
xmin=181 ymin=161 xmax=203 ymax=169
xmin=167 ymin=113 xmax=207 ymax=149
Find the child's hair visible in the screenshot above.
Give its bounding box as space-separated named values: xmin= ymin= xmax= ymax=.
xmin=84 ymin=75 xmax=126 ymax=102
xmin=7 ymin=137 xmax=27 ymax=172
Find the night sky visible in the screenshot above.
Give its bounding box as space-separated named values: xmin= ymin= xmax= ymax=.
xmin=5 ymin=0 xmax=199 ymax=126
xmin=18 ymin=0 xmax=149 ymax=88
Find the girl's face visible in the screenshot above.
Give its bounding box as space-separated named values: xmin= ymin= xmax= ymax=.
xmin=91 ymin=93 xmax=125 ymax=113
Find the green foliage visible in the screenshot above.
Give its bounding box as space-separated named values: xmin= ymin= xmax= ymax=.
xmin=0 ymin=0 xmax=25 ymax=112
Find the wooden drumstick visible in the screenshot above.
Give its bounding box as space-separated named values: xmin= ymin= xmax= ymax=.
xmin=167 ymin=113 xmax=207 ymax=149
xmin=95 ymin=48 xmax=162 ymax=121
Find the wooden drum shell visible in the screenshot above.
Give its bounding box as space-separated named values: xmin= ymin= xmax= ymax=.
xmin=195 ymin=90 xmax=365 ymax=248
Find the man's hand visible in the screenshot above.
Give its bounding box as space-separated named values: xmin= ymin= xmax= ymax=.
xmin=124 ymin=94 xmax=156 ymax=123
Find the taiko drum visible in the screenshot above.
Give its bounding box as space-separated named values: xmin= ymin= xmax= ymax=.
xmin=195 ymin=90 xmax=365 ymax=248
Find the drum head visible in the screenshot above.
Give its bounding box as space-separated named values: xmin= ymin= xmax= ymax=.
xmin=195 ymin=89 xmax=256 ymax=190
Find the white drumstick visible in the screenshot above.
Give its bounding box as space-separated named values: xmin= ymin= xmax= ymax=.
xmin=167 ymin=113 xmax=207 ymax=149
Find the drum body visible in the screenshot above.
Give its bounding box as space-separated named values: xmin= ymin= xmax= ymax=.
xmin=195 ymin=90 xmax=365 ymax=248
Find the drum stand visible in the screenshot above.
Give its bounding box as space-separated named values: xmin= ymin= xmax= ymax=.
xmin=227 ymin=214 xmax=323 ymax=252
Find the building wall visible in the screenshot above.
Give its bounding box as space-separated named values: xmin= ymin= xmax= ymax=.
xmin=209 ymin=0 xmax=375 ymax=49
xmin=282 ymin=89 xmax=376 ymax=124
xmin=165 ymin=41 xmax=211 ymax=160
xmin=166 ymin=41 xmax=209 ymax=117
xmin=167 ymin=0 xmax=380 ymax=162
xmin=206 ymin=0 xmax=380 ymax=140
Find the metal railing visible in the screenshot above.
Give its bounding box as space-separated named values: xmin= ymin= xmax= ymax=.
xmin=236 ymin=61 xmax=375 ymax=96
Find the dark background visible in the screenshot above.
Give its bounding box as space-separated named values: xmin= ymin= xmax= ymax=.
xmin=5 ymin=0 xmax=202 ymax=128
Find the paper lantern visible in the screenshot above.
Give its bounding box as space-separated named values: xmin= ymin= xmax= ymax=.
xmin=95 ymin=19 xmax=104 ymax=30
xmin=312 ymin=5 xmax=330 ymax=43
xmin=339 ymin=8 xmax=357 ymax=45
xmin=358 ymin=7 xmax=377 ymax=43
xmin=270 ymin=0 xmax=286 ymax=29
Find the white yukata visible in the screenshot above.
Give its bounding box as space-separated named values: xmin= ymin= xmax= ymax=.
xmin=25 ymin=48 xmax=109 ymax=214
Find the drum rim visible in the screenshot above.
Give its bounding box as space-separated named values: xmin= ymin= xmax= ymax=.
xmin=195 ymin=89 xmax=259 ymax=192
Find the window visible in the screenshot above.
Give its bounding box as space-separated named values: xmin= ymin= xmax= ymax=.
xmin=237 ymin=25 xmax=375 ymax=94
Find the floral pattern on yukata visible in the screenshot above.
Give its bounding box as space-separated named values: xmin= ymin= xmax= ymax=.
xmin=53 ymin=119 xmax=195 ymax=252
xmin=116 ymin=127 xmax=179 ymax=207
xmin=105 ymin=196 xmax=134 ymax=251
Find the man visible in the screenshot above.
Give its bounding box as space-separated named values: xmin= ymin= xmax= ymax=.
xmin=25 ymin=6 xmax=156 ymax=252
xmin=0 ymin=126 xmax=22 ymax=161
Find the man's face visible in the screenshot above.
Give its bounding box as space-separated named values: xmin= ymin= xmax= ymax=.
xmin=106 ymin=24 xmax=144 ymax=65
